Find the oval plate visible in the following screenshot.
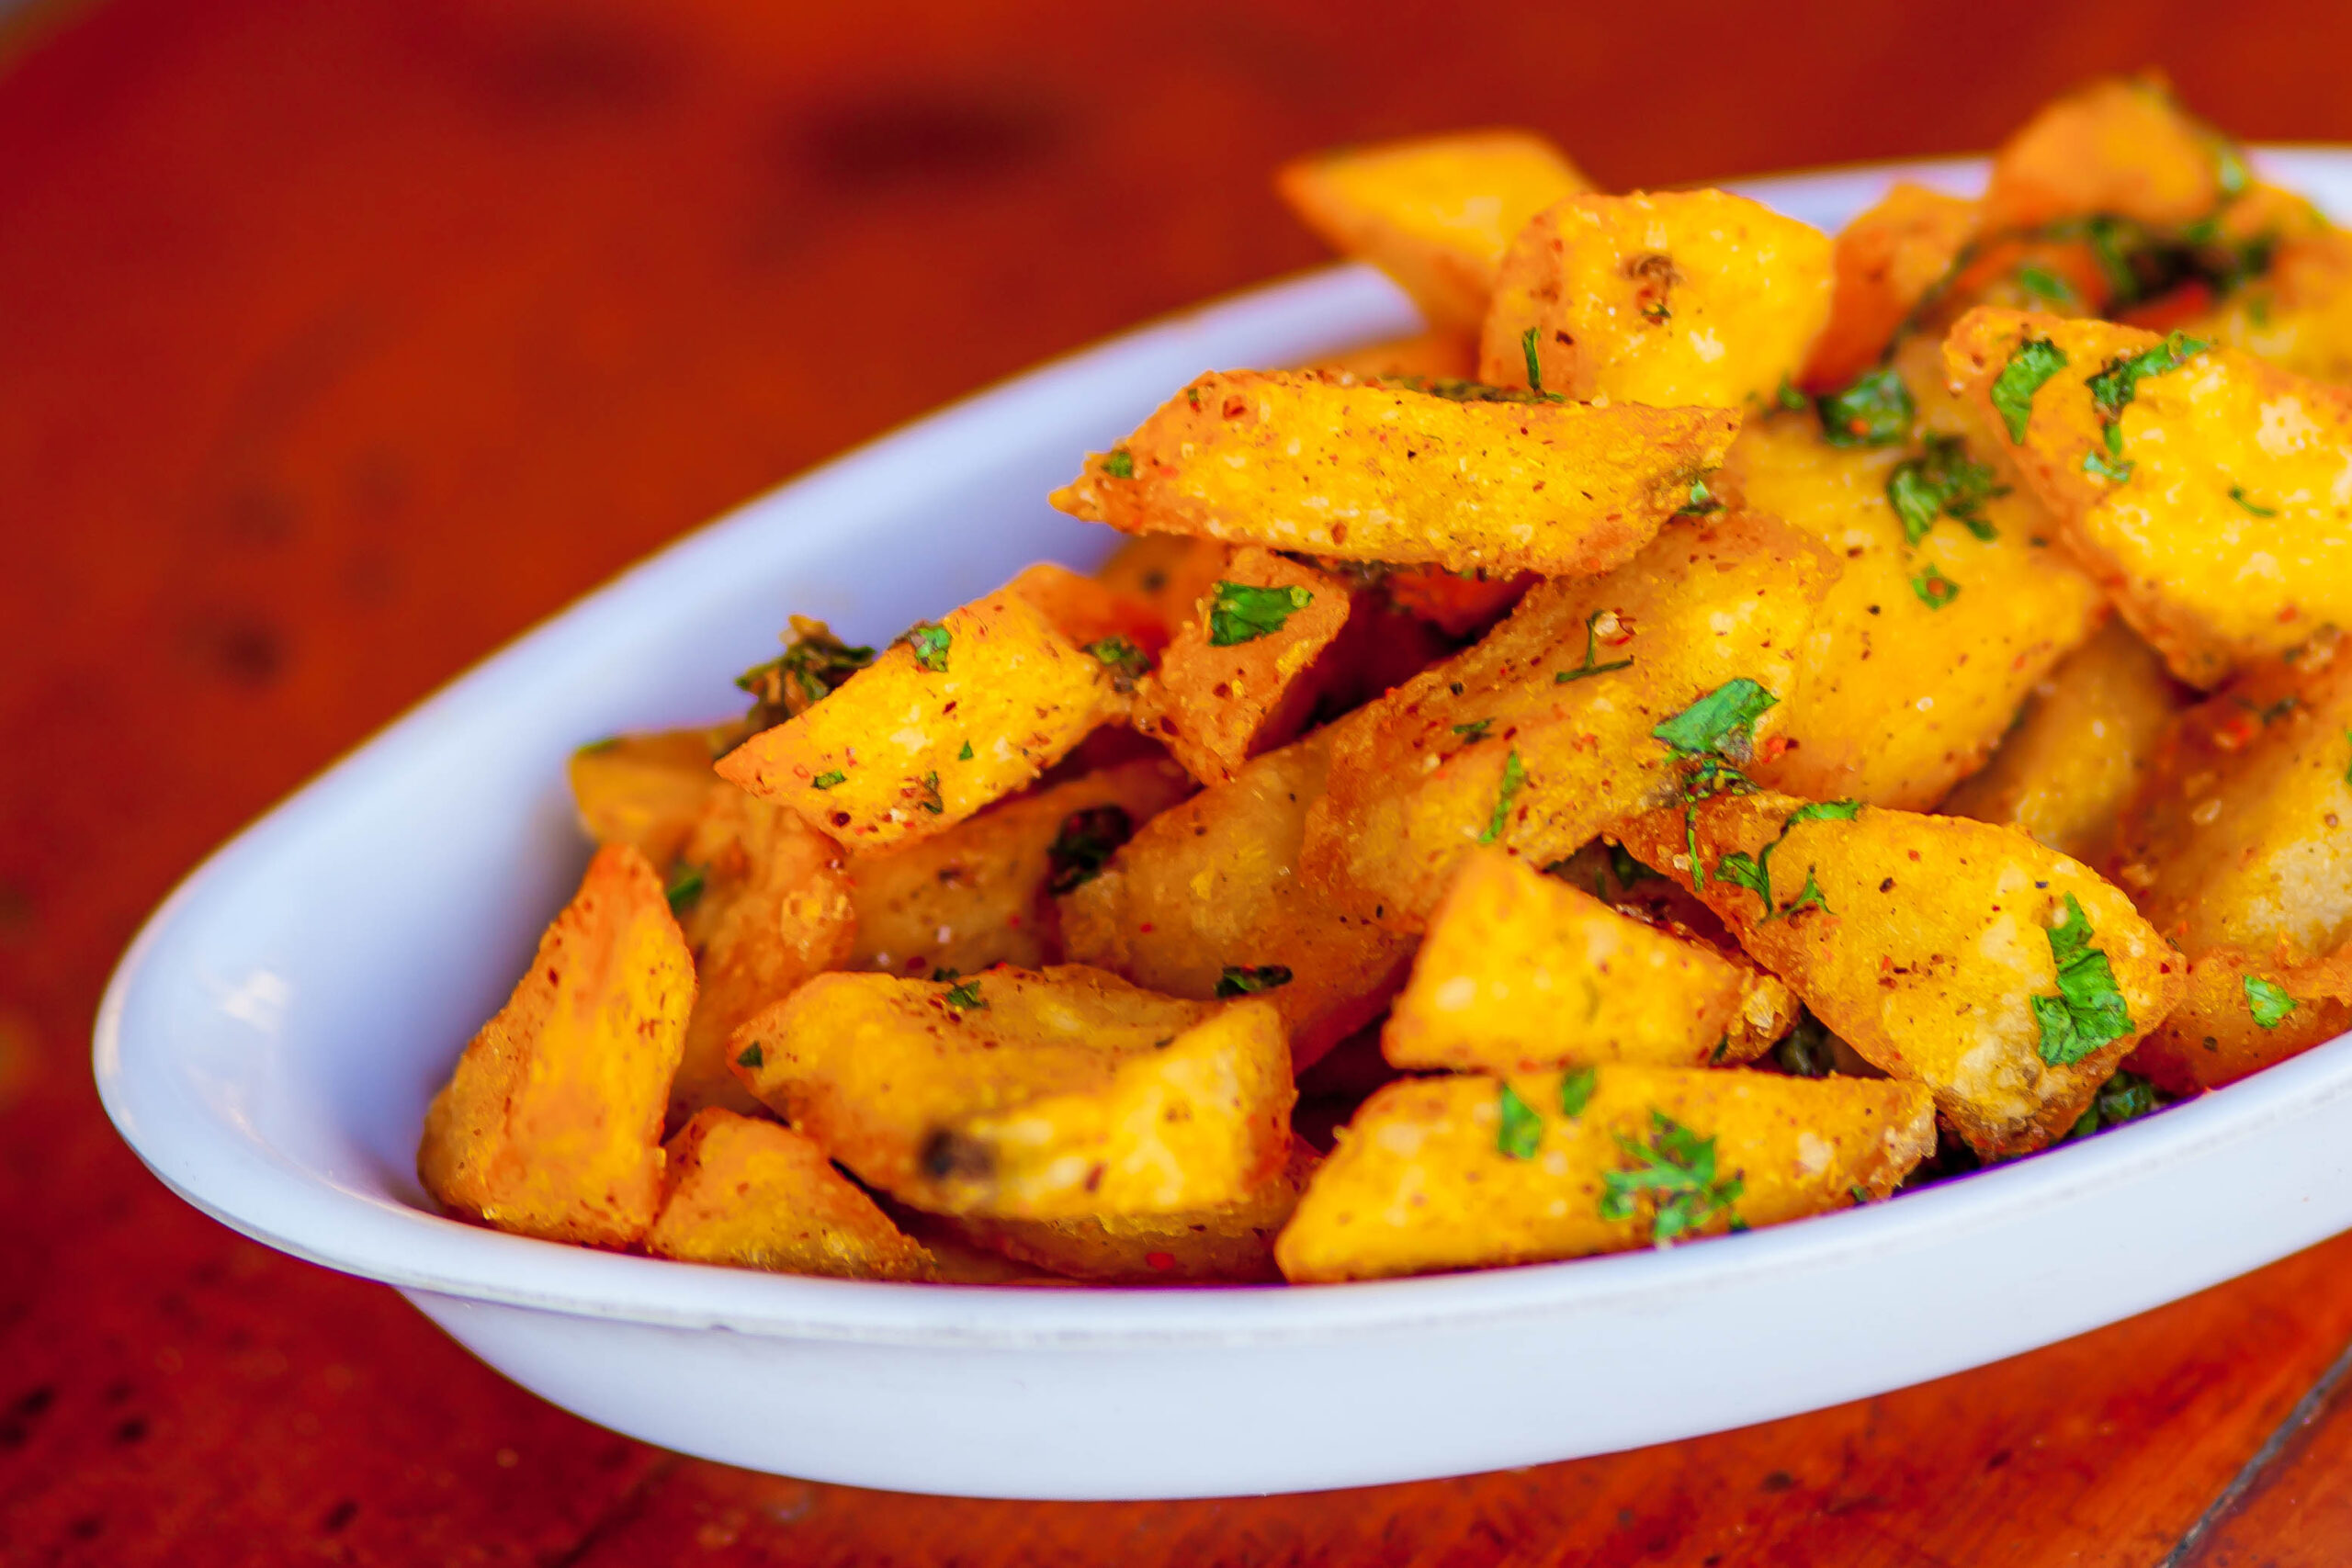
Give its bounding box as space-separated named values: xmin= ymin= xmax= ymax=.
xmin=96 ymin=152 xmax=2352 ymax=1500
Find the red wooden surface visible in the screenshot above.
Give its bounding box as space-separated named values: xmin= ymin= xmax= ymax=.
xmin=7 ymin=1 xmax=2352 ymax=1561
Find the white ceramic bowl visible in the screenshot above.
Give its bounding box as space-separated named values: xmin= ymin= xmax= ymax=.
xmin=96 ymin=152 xmax=2352 ymax=1501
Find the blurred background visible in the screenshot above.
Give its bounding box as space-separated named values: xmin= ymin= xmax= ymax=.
xmin=6 ymin=0 xmax=2352 ymax=1559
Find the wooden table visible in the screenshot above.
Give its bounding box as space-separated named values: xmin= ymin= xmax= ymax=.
xmin=7 ymin=1 xmax=2352 ymax=1561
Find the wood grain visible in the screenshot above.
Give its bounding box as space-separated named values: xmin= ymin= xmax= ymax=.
xmin=7 ymin=0 xmax=2352 ymax=1562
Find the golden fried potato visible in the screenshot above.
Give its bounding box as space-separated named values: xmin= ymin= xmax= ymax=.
xmin=1313 ymin=328 xmax=1478 ymax=381
xmin=1052 ymin=369 xmax=1739 ymax=579
xmin=1275 ymin=130 xmax=1593 ymax=333
xmin=1380 ymin=566 xmax=1534 ymax=638
xmin=1981 ymin=74 xmax=2236 ymax=233
xmin=1728 ymin=413 xmax=2106 ymax=808
xmin=716 ymin=587 xmax=1125 ymax=850
xmin=730 ymin=967 xmax=1295 ymax=1218
xmin=1804 ymin=183 xmax=1978 ymax=393
xmin=2128 ymin=945 xmax=2352 ymax=1095
xmin=1136 ymin=547 xmax=1354 ymax=786
xmin=940 ymin=1135 xmax=1318 ymax=1283
xmin=844 ymin=757 xmax=1194 ymax=978
xmin=1091 ymin=534 xmax=1228 ymax=644
xmin=1382 ymin=849 xmax=1760 ymax=1073
xmin=419 ymin=844 xmax=693 ymax=1247
xmin=1480 ymin=189 xmax=1835 ymax=410
xmin=1059 ymin=728 xmax=1414 ymax=1073
xmin=1943 ymin=619 xmax=2186 ymax=864
xmin=1274 ymin=1066 xmax=1933 ymax=1283
xmin=669 ymin=784 xmax=855 ymax=1122
xmin=1944 ymin=307 xmax=2352 ymax=686
xmin=644 ymin=1109 xmax=934 ymax=1280
xmin=2188 ymin=228 xmax=2352 ymax=387
xmin=1301 ymin=508 xmax=1837 ymax=929
xmin=1007 ymin=562 xmax=1169 ymax=659
xmin=567 ymin=727 xmax=725 ymax=867
xmin=1615 ymin=792 xmax=2185 ymax=1156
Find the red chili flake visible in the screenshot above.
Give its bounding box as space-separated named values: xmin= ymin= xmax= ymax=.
xmin=1146 ymin=1252 xmax=1178 ymax=1272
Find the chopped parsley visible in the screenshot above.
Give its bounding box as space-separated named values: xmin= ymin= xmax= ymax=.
xmin=1989 ymin=337 xmax=2068 ymax=443
xmin=1102 ymin=448 xmax=1135 ymax=479
xmin=1497 ymin=1080 xmax=1544 ymax=1159
xmin=1047 ymin=806 xmax=1134 ymax=895
xmin=2086 ymin=331 xmax=2209 ymax=456
xmin=1556 ymin=609 xmax=1635 ymax=684
xmin=1600 ymin=1111 xmax=1744 ymax=1245
xmin=2083 ymin=449 xmax=2136 ymax=485
xmin=1679 ymin=476 xmax=1724 ymax=517
xmin=912 ymin=771 xmax=944 ymax=814
xmin=1395 ymin=377 xmax=1563 ymax=406
xmin=904 ymin=621 xmax=953 ymax=672
xmin=2066 ymin=1068 xmax=2160 ymax=1140
xmin=1207 ymin=581 xmax=1313 ymax=647
xmin=1452 ymin=718 xmax=1494 ymax=742
xmin=2014 ymin=263 xmax=2078 ymax=309
xmin=736 ymin=1042 xmax=763 ymax=1070
xmin=1773 ymin=1012 xmax=1838 ymax=1078
xmin=737 ymin=620 xmax=876 ymax=727
xmin=1910 ymin=568 xmax=1960 ymax=610
xmin=1816 ymin=365 xmax=1915 ymax=448
xmin=1653 ymin=679 xmax=1777 ymax=763
xmin=2245 ymin=975 xmax=2298 ymax=1029
xmin=958 ymin=740 xmax=975 ymax=761
xmin=2030 ymin=894 xmax=2133 ymax=1066
xmin=1478 ymin=750 xmax=1525 ymax=846
xmin=1520 ymin=326 xmax=1545 ymax=393
xmin=1085 ymin=635 xmax=1152 ymax=692
xmin=942 ymin=977 xmax=988 ymax=1011
xmin=1712 ymin=799 xmax=1861 ymax=919
xmin=809 ymin=768 xmax=848 ymax=790
xmin=1216 ymin=964 xmax=1294 ymax=998
xmin=1885 ymin=434 xmax=2004 ymax=545
xmin=1775 ymin=376 xmax=1808 ymax=412
xmin=2344 ymin=728 xmax=2352 ymax=787
xmin=2229 ymin=485 xmax=2278 ymax=517
xmin=1770 ymin=868 xmax=1830 ymax=921
xmin=664 ymin=863 xmax=707 ymax=914
xmin=1559 ymin=1065 xmax=1598 ymax=1117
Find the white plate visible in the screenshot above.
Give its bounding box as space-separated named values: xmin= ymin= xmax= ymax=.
xmin=96 ymin=152 xmax=2352 ymax=1502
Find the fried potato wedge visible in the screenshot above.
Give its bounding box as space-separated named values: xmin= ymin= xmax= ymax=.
xmin=1274 ymin=1066 xmax=1933 ymax=1283
xmin=419 ymin=844 xmax=693 ymax=1247
xmin=1052 ymin=369 xmax=1739 ymax=579
xmin=1380 ymin=566 xmax=1534 ymax=638
xmin=1301 ymin=508 xmax=1837 ymax=929
xmin=1058 ymin=728 xmax=1414 ymax=1073
xmin=1616 ymin=793 xmax=2184 ymax=1156
xmin=669 ymin=784 xmax=855 ymax=1122
xmin=1383 ymin=849 xmax=1759 ymax=1073
xmin=730 ymin=967 xmax=1295 ymax=1217
xmin=645 ymin=1109 xmax=934 ymax=1280
xmin=1981 ymin=74 xmax=2236 ymax=234
xmin=717 ymin=588 xmax=1125 ymax=850
xmin=1944 ymin=306 xmax=2352 ymax=686
xmin=844 ymin=757 xmax=1194 ymax=978
xmin=1943 ymin=618 xmax=2186 ymax=864
xmin=2130 ymin=942 xmax=2352 ymax=1094
xmin=1313 ymin=328 xmax=1478 ymax=381
xmin=1275 ymin=130 xmax=1593 ymax=333
xmin=1729 ymin=414 xmax=2106 ymax=808
xmin=1804 ymin=183 xmax=1979 ymax=393
xmin=1008 ymin=562 xmax=1169 ymax=660
xmin=1480 ymin=189 xmax=1835 ymax=410
xmin=567 ymin=727 xmax=726 ymax=867
xmin=1091 ymin=534 xmax=1228 ymax=643
xmin=2188 ymin=227 xmax=2352 ymax=387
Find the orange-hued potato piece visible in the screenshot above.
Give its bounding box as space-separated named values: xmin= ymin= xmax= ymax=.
xmin=2188 ymin=226 xmax=2352 ymax=388
xmin=644 ymin=1109 xmax=933 ymax=1280
xmin=1804 ymin=183 xmax=1980 ymax=393
xmin=419 ymin=844 xmax=694 ymax=1247
xmin=1382 ymin=849 xmax=1758 ymax=1073
xmin=716 ymin=587 xmax=1124 ymax=851
xmin=2128 ymin=945 xmax=2352 ymax=1096
xmin=844 ymin=757 xmax=1194 ymax=978
xmin=1615 ymin=793 xmax=2185 ymax=1156
xmin=1007 ymin=561 xmax=1169 ymax=659
xmin=1091 ymin=533 xmax=1228 ymax=644
xmin=1300 ymin=509 xmax=1837 ymax=929
xmin=1052 ymin=369 xmax=1739 ymax=579
xmin=1380 ymin=566 xmax=1534 ymax=638
xmin=1136 ymin=547 xmax=1355 ymax=786
xmin=1273 ymin=1066 xmax=1934 ymax=1283
xmin=669 ymin=784 xmax=855 ymax=1122
xmin=566 ymin=727 xmax=728 ymax=868
xmin=1980 ymin=74 xmax=2234 ymax=234
xmin=1276 ymin=130 xmax=1593 ymax=333
xmin=1480 ymin=189 xmax=1835 ymax=410
xmin=1944 ymin=307 xmax=2352 ymax=687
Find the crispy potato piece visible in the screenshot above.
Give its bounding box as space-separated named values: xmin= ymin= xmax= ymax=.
xmin=644 ymin=1109 xmax=934 ymax=1280
xmin=1313 ymin=328 xmax=1478 ymax=381
xmin=1383 ymin=849 xmax=1759 ymax=1072
xmin=1981 ymin=74 xmax=2234 ymax=234
xmin=2188 ymin=228 xmax=2352 ymax=387
xmin=419 ymin=844 xmax=693 ymax=1247
xmin=1136 ymin=547 xmax=1355 ymax=786
xmin=1615 ymin=793 xmax=2185 ymax=1156
xmin=1275 ymin=130 xmax=1593 ymax=333
xmin=1380 ymin=567 xmax=1534 ymax=638
xmin=567 ymin=727 xmax=726 ymax=867
xmin=1729 ymin=414 xmax=2106 ymax=808
xmin=1274 ymin=1066 xmax=1934 ymax=1283
xmin=1059 ymin=728 xmax=1414 ymax=1073
xmin=1300 ymin=509 xmax=1838 ymax=930
xmin=1008 ymin=562 xmax=1168 ymax=658
xmin=730 ymin=967 xmax=1295 ymax=1218
xmin=844 ymin=757 xmax=1194 ymax=978
xmin=1091 ymin=534 xmax=1228 ymax=643
xmin=667 ymin=784 xmax=855 ymax=1122
xmin=2129 ymin=944 xmax=2352 ymax=1095
xmin=1804 ymin=183 xmax=1979 ymax=393
xmin=940 ymin=1136 xmax=1318 ymax=1284
xmin=1943 ymin=619 xmax=2187 ymax=864
xmin=1944 ymin=307 xmax=2352 ymax=686
xmin=2110 ymin=631 xmax=2352 ymax=961
xmin=1480 ymin=189 xmax=1836 ymax=410
xmin=716 ymin=588 xmax=1125 ymax=851
xmin=1052 ymin=369 xmax=1739 ymax=579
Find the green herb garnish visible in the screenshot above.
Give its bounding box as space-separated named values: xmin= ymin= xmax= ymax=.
xmin=1772 ymin=1013 xmax=1837 ymax=1078
xmin=1521 ymin=326 xmax=1545 ymax=393
xmin=810 ymin=768 xmax=848 ymax=790
xmin=1990 ymin=337 xmax=2068 ymax=443
xmin=1047 ymin=805 xmax=1134 ymax=896
xmin=2245 ymin=976 xmax=2298 ymax=1029
xmin=1559 ymin=1065 xmax=1598 ymax=1117
xmin=736 ymin=1043 xmax=763 ymax=1069
xmin=1452 ymin=719 xmax=1494 ymax=742
xmin=2086 ymin=331 xmax=2209 ymax=455
xmin=942 ymin=977 xmax=987 ymax=1011
xmin=2014 ymin=264 xmax=2077 ymax=309
xmin=1886 ymin=434 xmax=2004 ymax=545
xmin=1652 ymin=679 xmax=1777 ymax=762
xmin=904 ymin=621 xmax=953 ymax=672
xmin=1102 ymin=448 xmax=1135 ymax=479
xmin=664 ymin=863 xmax=707 ymax=914
xmin=1085 ymin=635 xmax=1152 ymax=692
xmin=1216 ymin=964 xmax=1294 ymax=998
xmin=737 ymin=621 xmax=876 ymax=727
xmin=1208 ymin=581 xmax=1313 ymax=647
xmin=1556 ymin=609 xmax=1634 ymax=684
xmin=1478 ymin=750 xmax=1525 ymax=846
xmin=2230 ymin=485 xmax=2278 ymax=517
xmin=2083 ymin=449 xmax=2136 ymax=484
xmin=2066 ymin=1068 xmax=2160 ymax=1140
xmin=1679 ymin=476 xmax=1724 ymax=517
xmin=1768 ymin=868 xmax=1830 ymax=921
xmin=2030 ymin=894 xmax=2133 ymax=1066
xmin=1713 ymin=799 xmax=1862 ymax=918
xmin=1775 ymin=377 xmax=1808 ymax=412
xmin=1910 ymin=568 xmax=1960 ymax=609
xmin=913 ymin=771 xmax=944 ymax=814
xmin=1497 ymin=1080 xmax=1544 ymax=1159
xmin=1599 ymin=1111 xmax=1744 ymax=1245
xmin=958 ymin=740 xmax=975 ymax=761
xmin=1817 ymin=365 xmax=1915 ymax=448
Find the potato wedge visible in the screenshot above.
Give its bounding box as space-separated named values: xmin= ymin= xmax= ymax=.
xmin=1480 ymin=189 xmax=1835 ymax=410
xmin=2188 ymin=227 xmax=2352 ymax=387
xmin=419 ymin=844 xmax=693 ymax=1247
xmin=1943 ymin=618 xmax=2187 ymax=864
xmin=844 ymin=757 xmax=1194 ymax=978
xmin=730 ymin=967 xmax=1295 ymax=1217
xmin=1981 ymin=74 xmax=2237 ymax=234
xmin=1091 ymin=534 xmax=1228 ymax=643
xmin=1274 ymin=1066 xmax=1934 ymax=1283
xmin=1943 ymin=306 xmax=2352 ymax=686
xmin=1008 ymin=562 xmax=1169 ymax=659
xmin=2128 ymin=944 xmax=2352 ymax=1095
xmin=1052 ymin=369 xmax=1739 ymax=579
xmin=1615 ymin=792 xmax=2185 ymax=1156
xmin=567 ymin=727 xmax=726 ymax=867
xmin=645 ymin=1109 xmax=934 ymax=1280
xmin=1301 ymin=508 xmax=1838 ymax=929
xmin=1383 ymin=849 xmax=1760 ymax=1073
xmin=1804 ymin=183 xmax=1979 ymax=393
xmin=1380 ymin=566 xmax=1534 ymax=638
xmin=1729 ymin=413 xmax=2106 ymax=808
xmin=1275 ymin=130 xmax=1593 ymax=333
xmin=1314 ymin=328 xmax=1478 ymax=381
xmin=1058 ymin=728 xmax=1415 ymax=1073
xmin=716 ymin=587 xmax=1125 ymax=850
